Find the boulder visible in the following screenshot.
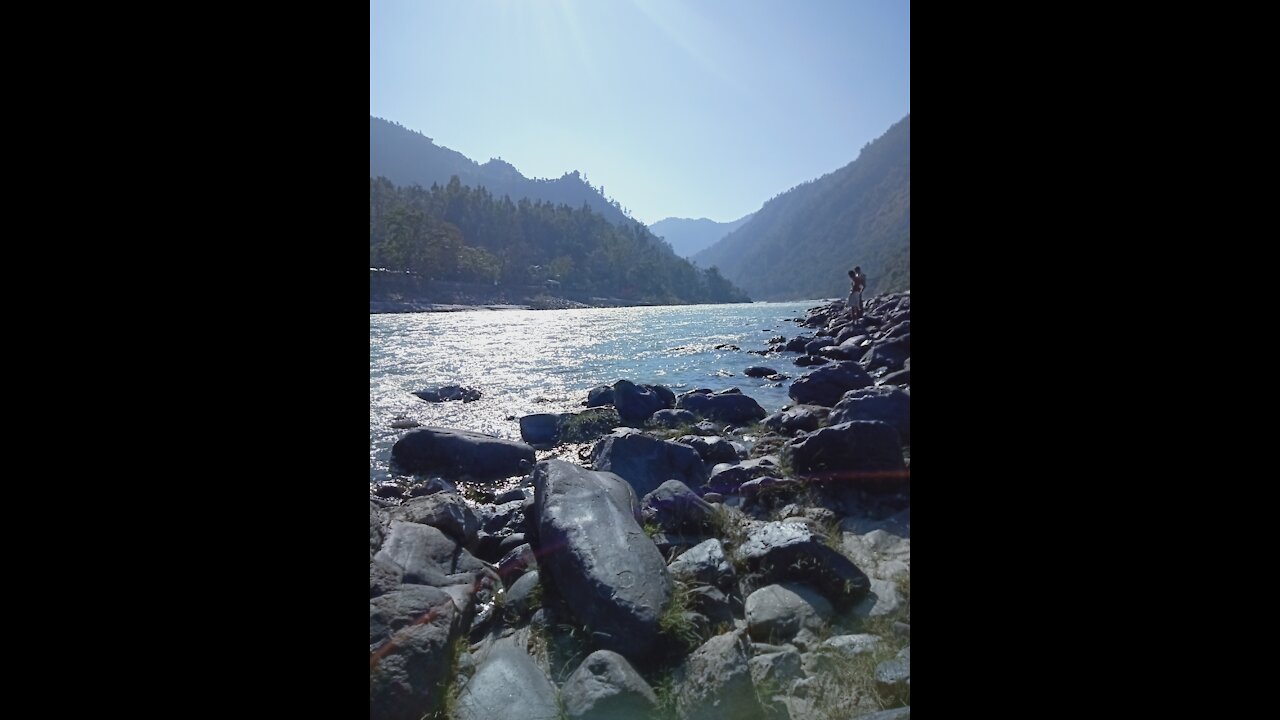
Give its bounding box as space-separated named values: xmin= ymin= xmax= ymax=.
xmin=412 ymin=385 xmax=481 ymax=403
xmin=744 ymin=582 xmax=834 ymax=644
xmin=391 ymin=427 xmax=534 ymax=481
xmin=793 ymin=354 xmax=828 ymax=367
xmin=518 ymin=413 xmax=564 ymax=446
xmin=453 ymin=636 xmax=559 ymax=720
xmin=390 ymin=493 xmax=480 ymax=547
xmin=735 ymin=521 xmax=870 ymax=610
xmin=828 ymin=386 xmax=910 ymax=444
xmin=784 ymin=336 xmax=813 ymax=353
xmin=375 ymin=521 xmax=496 ymax=589
xmin=743 ymin=366 xmax=776 ymax=378
xmin=676 ymin=390 xmax=767 ymax=425
xmin=502 ymin=569 xmax=541 ymax=619
xmin=591 ymin=430 xmax=708 ymax=498
xmin=675 ymin=631 xmax=763 ymax=720
xmin=533 ymin=460 xmax=673 ymax=660
xmin=369 ymin=585 xmax=462 ymax=720
xmin=561 ymin=650 xmax=659 ymax=720
xmin=651 ymin=408 xmax=698 ymax=428
xmin=668 ymin=539 xmax=737 ymax=593
xmin=763 ymin=405 xmax=829 ymax=434
xmin=878 ymin=368 xmax=911 ymax=387
xmin=585 ymin=384 xmax=615 ymax=408
xmin=859 ymin=335 xmax=910 ymax=374
xmin=642 ymin=480 xmax=717 ymax=534
xmin=788 ymin=362 xmax=874 ymax=407
xmin=676 ymin=435 xmax=740 ymax=465
xmin=781 ymin=420 xmax=906 ymax=490
xmin=611 ymin=379 xmax=669 ymax=422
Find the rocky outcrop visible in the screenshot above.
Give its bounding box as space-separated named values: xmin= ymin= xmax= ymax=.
xmin=532 ymin=460 xmax=673 ymax=661
xmin=391 ymin=427 xmax=534 ymax=480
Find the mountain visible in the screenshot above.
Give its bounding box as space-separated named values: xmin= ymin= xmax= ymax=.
xmin=692 ymin=115 xmax=910 ymax=300
xmin=370 ymin=116 xmax=634 ymax=227
xmin=649 ymin=213 xmax=756 ymax=258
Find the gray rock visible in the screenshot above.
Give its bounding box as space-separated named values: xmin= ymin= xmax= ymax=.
xmin=370 ymin=556 xmax=404 ymax=598
xmin=591 ymin=430 xmax=708 ymax=498
xmin=497 ymin=542 xmax=536 ymax=584
xmin=561 ymin=649 xmax=658 ymax=720
xmin=676 ymin=435 xmax=740 ymax=465
xmin=668 ymin=539 xmax=737 ymax=593
xmin=369 ymin=585 xmax=461 ymax=720
xmin=875 ymin=646 xmax=911 ymax=695
xmin=828 ymin=386 xmax=911 ymax=444
xmin=585 ymin=384 xmax=615 ymax=408
xmin=502 ymin=569 xmax=541 ymax=619
xmin=743 ymin=366 xmax=777 ymax=378
xmin=763 ymin=405 xmax=829 ymax=434
xmin=784 ymin=335 xmax=812 ymax=352
xmin=852 ymin=576 xmax=904 ymax=618
xmin=391 ymin=426 xmax=534 ymax=481
xmin=820 ymin=633 xmax=882 ymax=657
xmin=861 ymin=708 xmax=911 ymax=720
xmin=735 ymin=521 xmax=870 ymax=610
xmin=860 ymin=335 xmax=909 ymax=374
xmin=454 ymin=636 xmax=559 ymax=720
xmin=675 ymin=631 xmax=763 ymax=720
xmin=643 ymin=480 xmax=717 ymax=534
xmin=705 ymin=457 xmax=777 ymax=494
xmin=677 ymin=390 xmax=768 ymax=425
xmin=413 ymin=384 xmax=480 ymax=403
xmin=744 ymin=583 xmax=834 ymax=644
xmin=878 ymin=367 xmax=911 ymax=387
xmin=371 ymin=501 xmax=385 ymax=557
xmin=533 ymin=460 xmax=673 ymax=661
xmin=781 ymin=421 xmax=905 ymax=491
xmin=651 ymin=408 xmax=698 ymax=428
xmin=375 ymin=521 xmax=495 ymax=588
xmin=390 ymin=493 xmax=480 ymax=547
xmin=612 ymin=379 xmax=668 ymax=422
xmin=519 ymin=413 xmax=565 ymax=446
xmin=793 ymin=354 xmax=829 ymax=367
xmin=788 ymin=361 xmax=874 ymax=407
xmin=748 ymin=645 xmax=803 ymax=693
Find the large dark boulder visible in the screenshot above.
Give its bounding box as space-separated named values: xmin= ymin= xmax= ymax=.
xmin=781 ymin=420 xmax=906 ymax=491
xmin=533 ymin=460 xmax=673 ymax=661
xmin=518 ymin=413 xmax=564 ymax=446
xmin=650 ymin=408 xmax=698 ymax=428
xmin=585 ymin=385 xmax=615 ymax=408
xmin=391 ymin=427 xmax=534 ymax=481
xmin=677 ymin=390 xmax=767 ymax=425
xmin=793 ymin=354 xmax=828 ymax=367
xmin=612 ymin=380 xmax=670 ymax=422
xmin=788 ymin=361 xmax=874 ymax=407
xmin=412 ymin=385 xmax=481 ymax=403
xmin=520 ymin=407 xmax=623 ymax=447
xmin=860 ymin=335 xmax=910 ymax=374
xmin=784 ymin=336 xmax=812 ymax=353
xmin=675 ymin=435 xmax=740 ymax=465
xmin=642 ymin=480 xmax=717 ymax=534
xmin=828 ymin=386 xmax=911 ymax=444
xmin=591 ymin=430 xmax=708 ymax=498
xmin=453 ymin=636 xmax=559 ymax=720
xmin=369 ymin=585 xmax=462 ymax=720
xmin=561 ymin=650 xmax=659 ymax=720
xmin=734 ymin=521 xmax=870 ymax=610
xmin=743 ymin=366 xmax=777 ymax=378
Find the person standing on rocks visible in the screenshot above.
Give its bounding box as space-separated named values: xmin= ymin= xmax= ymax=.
xmin=848 ymin=266 xmax=867 ymax=320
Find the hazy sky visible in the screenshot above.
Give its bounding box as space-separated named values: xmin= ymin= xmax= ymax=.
xmin=370 ymin=0 xmax=909 ymax=226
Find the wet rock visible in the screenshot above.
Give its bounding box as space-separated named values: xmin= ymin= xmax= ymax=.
xmin=585 ymin=385 xmax=615 ymax=408
xmin=793 ymin=354 xmax=828 ymax=367
xmin=611 ymin=379 xmax=670 ymax=422
xmin=532 ymin=460 xmax=673 ymax=661
xmin=784 ymin=336 xmax=812 ymax=353
xmin=374 ymin=482 xmax=405 ymax=499
xmin=390 ymin=417 xmax=420 ymax=429
xmin=413 ymin=385 xmax=481 ymax=403
xmin=391 ymin=427 xmax=534 ymax=481
xmin=518 ymin=413 xmax=564 ymax=446
xmin=744 ymin=366 xmax=777 ymax=377
xmin=561 ymin=650 xmax=658 ymax=720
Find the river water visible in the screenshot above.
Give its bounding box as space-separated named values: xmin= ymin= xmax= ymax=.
xmin=369 ymin=300 xmax=827 ymax=484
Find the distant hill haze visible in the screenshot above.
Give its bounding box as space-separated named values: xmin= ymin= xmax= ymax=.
xmin=692 ymin=115 xmax=910 ymax=300
xmin=648 ymin=213 xmax=755 ymax=258
xmin=370 ymin=116 xmax=634 ymax=227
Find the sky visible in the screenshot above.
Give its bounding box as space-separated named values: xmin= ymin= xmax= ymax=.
xmin=370 ymin=0 xmax=909 ymax=226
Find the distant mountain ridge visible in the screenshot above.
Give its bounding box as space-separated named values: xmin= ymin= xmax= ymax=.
xmin=649 ymin=213 xmax=755 ymax=258
xmin=370 ymin=116 xmax=634 ymax=227
xmin=692 ymin=115 xmax=910 ymax=300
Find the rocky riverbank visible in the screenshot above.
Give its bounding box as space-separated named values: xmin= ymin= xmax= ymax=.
xmin=370 ymin=291 xmax=911 ymax=720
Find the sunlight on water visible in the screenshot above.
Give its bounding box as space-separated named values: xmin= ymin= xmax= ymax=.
xmin=369 ymin=300 xmax=825 ymax=483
